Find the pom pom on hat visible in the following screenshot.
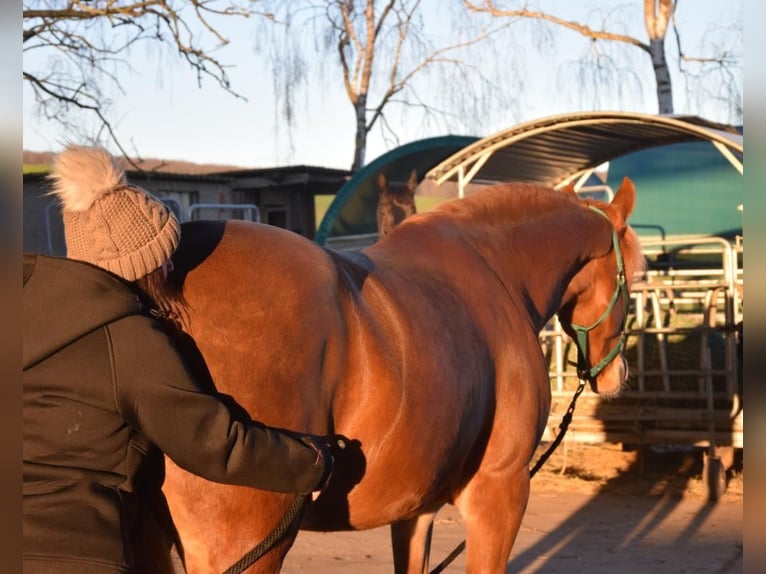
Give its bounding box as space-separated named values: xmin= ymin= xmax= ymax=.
xmin=47 ymin=145 xmax=180 ymax=281
xmin=48 ymin=145 xmax=126 ymax=211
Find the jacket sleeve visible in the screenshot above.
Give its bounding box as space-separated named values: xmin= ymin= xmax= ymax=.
xmin=106 ymin=315 xmax=327 ymax=494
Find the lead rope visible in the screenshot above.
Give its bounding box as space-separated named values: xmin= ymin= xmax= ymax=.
xmin=429 ymin=377 xmax=587 ymax=574
xmin=222 ymin=493 xmax=307 ymax=574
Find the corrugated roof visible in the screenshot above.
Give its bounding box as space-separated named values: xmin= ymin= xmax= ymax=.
xmin=426 ymin=111 xmax=742 ymax=191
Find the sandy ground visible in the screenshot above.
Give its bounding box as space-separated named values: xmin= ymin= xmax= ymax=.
xmin=281 ymin=443 xmax=744 ymax=573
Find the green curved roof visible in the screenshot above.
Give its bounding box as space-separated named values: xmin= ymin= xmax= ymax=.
xmin=314 ymin=135 xmax=478 ymax=245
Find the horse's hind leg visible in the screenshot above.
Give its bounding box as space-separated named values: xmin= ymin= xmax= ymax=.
xmin=455 ymin=469 xmax=530 ymax=573
xmin=390 ymin=511 xmax=437 ymax=574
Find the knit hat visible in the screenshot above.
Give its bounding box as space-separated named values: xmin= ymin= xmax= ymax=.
xmin=48 ymin=145 xmax=181 ymax=281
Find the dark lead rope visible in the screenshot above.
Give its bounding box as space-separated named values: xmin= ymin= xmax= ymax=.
xmin=429 ymin=377 xmax=588 ymax=574
xmin=222 ymin=493 xmax=307 ymax=574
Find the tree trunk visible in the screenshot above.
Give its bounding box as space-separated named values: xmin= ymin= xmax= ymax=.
xmin=351 ymin=96 xmax=367 ymax=172
xmin=649 ymin=37 xmax=673 ymax=114
xmin=644 ymin=0 xmax=674 ymax=114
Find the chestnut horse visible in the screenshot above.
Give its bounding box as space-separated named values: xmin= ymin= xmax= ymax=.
xmin=160 ymin=178 xmax=644 ymax=573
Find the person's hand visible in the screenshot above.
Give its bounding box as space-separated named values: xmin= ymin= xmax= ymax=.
xmin=300 ymin=435 xmax=346 ymax=499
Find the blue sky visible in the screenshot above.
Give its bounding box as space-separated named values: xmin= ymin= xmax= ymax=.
xmin=22 ymin=1 xmax=743 ymax=171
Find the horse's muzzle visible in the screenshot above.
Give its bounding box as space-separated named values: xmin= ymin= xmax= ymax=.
xmin=591 ymin=355 xmax=627 ymax=399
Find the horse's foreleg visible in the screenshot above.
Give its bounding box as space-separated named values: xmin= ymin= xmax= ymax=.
xmin=390 ymin=512 xmax=437 ymax=574
xmin=455 ymin=469 xmax=530 ymax=573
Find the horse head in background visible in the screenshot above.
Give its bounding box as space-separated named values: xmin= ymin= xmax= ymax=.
xmin=376 ymin=169 xmax=418 ymax=239
xmin=156 ymin=176 xmax=645 ymax=573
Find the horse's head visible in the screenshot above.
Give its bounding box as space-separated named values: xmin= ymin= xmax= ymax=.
xmin=557 ymin=177 xmax=646 ymax=398
xmin=376 ymin=170 xmax=418 ymax=239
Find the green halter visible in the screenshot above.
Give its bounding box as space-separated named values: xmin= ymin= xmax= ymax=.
xmin=563 ymin=205 xmax=630 ymax=381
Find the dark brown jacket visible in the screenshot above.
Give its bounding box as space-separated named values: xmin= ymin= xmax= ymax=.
xmin=22 ymin=254 xmax=327 ymax=573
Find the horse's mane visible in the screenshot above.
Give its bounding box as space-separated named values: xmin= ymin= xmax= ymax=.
xmin=432 ymin=181 xmax=646 ymax=285
xmin=433 ymin=182 xmax=580 ymax=227
xmin=135 ymin=267 xmax=190 ymax=329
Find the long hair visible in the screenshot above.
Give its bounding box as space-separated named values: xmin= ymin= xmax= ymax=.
xmin=134 ymin=266 xmax=189 ymax=327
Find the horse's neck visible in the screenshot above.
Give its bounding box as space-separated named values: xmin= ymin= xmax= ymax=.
xmin=473 ymin=207 xmax=610 ymax=330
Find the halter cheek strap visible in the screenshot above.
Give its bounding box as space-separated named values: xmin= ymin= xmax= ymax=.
xmin=563 ymin=206 xmax=630 ymax=381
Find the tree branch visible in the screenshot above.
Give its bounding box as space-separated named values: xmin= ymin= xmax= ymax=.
xmin=23 ymin=0 xmax=271 ymax=154
xmin=463 ymin=0 xmax=651 ymax=54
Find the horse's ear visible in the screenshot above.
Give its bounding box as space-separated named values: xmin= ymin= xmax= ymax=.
xmin=407 ymin=170 xmax=418 ymax=193
xmin=560 ymin=181 xmax=577 ymax=195
xmin=611 ymin=177 xmax=636 ymax=220
xmin=376 ymin=172 xmax=387 ymax=193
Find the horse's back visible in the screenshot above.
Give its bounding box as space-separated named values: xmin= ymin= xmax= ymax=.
xmin=174 ymin=220 xmax=344 ymax=425
xmin=177 ymin=219 xmax=336 ymax=292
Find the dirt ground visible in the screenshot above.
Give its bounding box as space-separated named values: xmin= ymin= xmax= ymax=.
xmin=281 ymin=443 xmax=744 ymax=573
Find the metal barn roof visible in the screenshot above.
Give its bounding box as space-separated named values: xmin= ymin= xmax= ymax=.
xmin=425 ymin=111 xmax=743 ymax=195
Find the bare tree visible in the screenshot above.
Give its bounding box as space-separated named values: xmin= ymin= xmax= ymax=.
xmin=257 ymin=0 xmax=519 ymax=171
xmin=23 ymin=0 xmax=275 ymax=161
xmin=463 ymin=0 xmax=742 ymax=120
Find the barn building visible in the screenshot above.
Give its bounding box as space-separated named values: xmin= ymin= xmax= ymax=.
xmin=24 ymin=164 xmax=350 ymax=256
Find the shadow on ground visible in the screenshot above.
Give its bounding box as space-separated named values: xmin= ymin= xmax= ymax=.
xmin=503 ymin=444 xmax=743 ymax=573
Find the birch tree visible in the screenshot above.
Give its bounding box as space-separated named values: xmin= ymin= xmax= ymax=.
xmin=257 ymin=0 xmax=517 ymax=171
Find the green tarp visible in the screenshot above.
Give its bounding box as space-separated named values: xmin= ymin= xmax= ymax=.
xmin=315 ymin=135 xmax=478 ymax=244
xmin=607 ymin=140 xmax=743 ymax=238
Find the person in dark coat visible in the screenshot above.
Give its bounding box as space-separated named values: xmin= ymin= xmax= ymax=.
xmin=22 ymin=146 xmax=335 ymax=573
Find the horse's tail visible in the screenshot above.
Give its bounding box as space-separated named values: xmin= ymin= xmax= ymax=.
xmin=46 ymin=145 xmax=126 ymax=211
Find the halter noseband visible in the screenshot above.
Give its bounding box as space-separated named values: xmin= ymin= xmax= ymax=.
xmin=562 ymin=205 xmax=630 ymax=381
